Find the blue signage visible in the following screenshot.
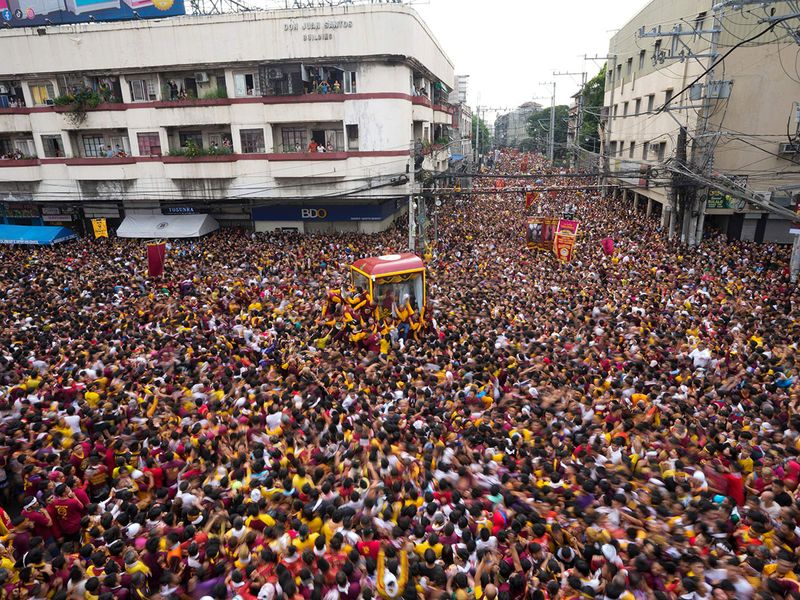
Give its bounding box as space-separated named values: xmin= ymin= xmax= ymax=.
xmin=0 ymin=0 xmax=184 ymax=28
xmin=162 ymin=206 xmax=197 ymax=215
xmin=252 ymin=200 xmax=401 ymax=222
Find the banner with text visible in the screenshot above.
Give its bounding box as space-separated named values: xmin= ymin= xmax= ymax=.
xmin=91 ymin=218 xmax=108 ymax=239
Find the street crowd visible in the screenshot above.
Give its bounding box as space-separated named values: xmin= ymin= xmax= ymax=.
xmin=0 ymin=151 xmax=798 ymax=600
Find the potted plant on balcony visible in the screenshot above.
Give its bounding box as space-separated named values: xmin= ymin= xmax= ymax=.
xmin=54 ymin=87 xmax=104 ymax=126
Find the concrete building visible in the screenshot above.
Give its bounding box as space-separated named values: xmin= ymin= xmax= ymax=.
xmin=494 ymin=101 xmax=542 ymax=148
xmin=604 ymin=0 xmax=799 ymax=243
xmin=446 ymin=74 xmax=471 ymax=160
xmin=0 ymin=3 xmax=457 ymax=234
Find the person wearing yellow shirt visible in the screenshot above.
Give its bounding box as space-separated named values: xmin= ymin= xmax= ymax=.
xmin=291 ymin=467 xmax=313 ymax=495
xmin=294 ymin=525 xmax=319 ymax=553
xmin=414 ymin=533 xmax=443 ymax=560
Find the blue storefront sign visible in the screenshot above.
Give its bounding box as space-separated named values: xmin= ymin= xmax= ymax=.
xmin=252 ymin=199 xmax=401 ymax=222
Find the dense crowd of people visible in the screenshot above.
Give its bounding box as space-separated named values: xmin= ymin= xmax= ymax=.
xmin=0 ymin=151 xmax=798 ymax=600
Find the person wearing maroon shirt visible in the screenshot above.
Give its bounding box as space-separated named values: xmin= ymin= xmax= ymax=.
xmin=85 ymin=454 xmax=111 ymax=501
xmin=47 ymin=483 xmax=85 ymax=542
xmin=21 ymin=497 xmax=56 ymax=541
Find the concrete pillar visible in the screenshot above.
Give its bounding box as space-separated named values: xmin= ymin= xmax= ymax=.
xmin=646 ymin=197 xmax=653 ymax=217
xmin=622 ymin=188 xmax=629 ymax=204
xmin=118 ymin=75 xmax=133 ymax=104
xmin=661 ymin=204 xmax=670 ymax=228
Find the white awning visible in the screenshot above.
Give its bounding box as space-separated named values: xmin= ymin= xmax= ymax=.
xmin=116 ymin=215 xmax=220 ymax=238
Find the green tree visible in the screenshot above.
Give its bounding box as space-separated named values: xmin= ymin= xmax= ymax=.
xmin=526 ymin=105 xmax=570 ymax=159
xmin=472 ymin=115 xmax=491 ymax=154
xmin=579 ymin=65 xmax=606 ymax=152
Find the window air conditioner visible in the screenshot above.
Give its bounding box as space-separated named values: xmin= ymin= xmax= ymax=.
xmin=778 ymin=142 xmax=800 ymax=154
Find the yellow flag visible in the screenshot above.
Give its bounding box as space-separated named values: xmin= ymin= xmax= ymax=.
xmin=91 ymin=218 xmax=108 ymax=238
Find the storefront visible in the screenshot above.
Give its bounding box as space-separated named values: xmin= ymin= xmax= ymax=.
xmin=251 ymin=199 xmax=406 ymax=234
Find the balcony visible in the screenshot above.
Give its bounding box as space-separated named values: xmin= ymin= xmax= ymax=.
xmin=0 ymin=158 xmax=41 ymax=181
xmin=163 ymin=127 xmax=235 ymax=179
xmin=161 ymin=154 xmax=236 ymax=179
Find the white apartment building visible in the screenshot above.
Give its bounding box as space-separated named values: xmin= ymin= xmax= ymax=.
xmin=0 ymin=3 xmax=456 ymax=234
xmin=604 ymin=0 xmax=799 ymax=243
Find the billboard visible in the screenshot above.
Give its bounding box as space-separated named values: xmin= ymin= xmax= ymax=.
xmin=0 ymin=0 xmax=184 ymax=28
xmin=252 ymin=200 xmax=401 ymax=222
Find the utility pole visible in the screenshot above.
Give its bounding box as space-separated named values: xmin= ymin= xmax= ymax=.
xmin=585 ymin=54 xmax=617 ymax=189
xmin=554 ymin=70 xmax=587 ymax=168
xmin=474 ymin=104 xmax=480 ymax=165
xmin=539 ymin=81 xmax=556 ymax=163
xmin=408 ymin=194 xmax=416 ymax=252
xmin=688 ymin=7 xmax=722 ymax=246
xmin=638 ymin=11 xmax=726 ymax=245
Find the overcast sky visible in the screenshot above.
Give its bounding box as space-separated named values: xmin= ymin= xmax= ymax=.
xmin=414 ymin=0 xmax=647 ymax=123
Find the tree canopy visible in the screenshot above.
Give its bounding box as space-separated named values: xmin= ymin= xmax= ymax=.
xmin=579 ymin=65 xmax=606 ymax=152
xmin=526 ymin=105 xmax=570 ymax=160
xmin=472 ymin=115 xmax=491 ymax=154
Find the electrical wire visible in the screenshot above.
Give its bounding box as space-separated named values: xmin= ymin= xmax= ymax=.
xmin=655 ymin=14 xmax=797 ymax=115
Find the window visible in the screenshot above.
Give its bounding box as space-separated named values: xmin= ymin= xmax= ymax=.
xmin=325 ymin=130 xmax=345 ymax=151
xmin=654 ymin=40 xmax=662 ymax=64
xmin=137 ymin=132 xmax=161 ymax=156
xmin=208 ymin=133 xmax=230 ymax=148
xmin=616 ymin=64 xmax=622 ymax=82
xmin=656 ymin=142 xmax=666 ymax=161
xmin=635 ymin=98 xmax=641 ymax=115
xmin=346 ymin=124 xmax=359 ymax=150
xmin=234 ymin=73 xmax=258 ymax=97
xmin=647 ymin=94 xmax=655 ymax=112
xmin=14 ymin=139 xmax=36 ymax=157
xmin=29 ymin=82 xmax=55 ymax=106
xmin=609 ymin=141 xmax=617 ymax=156
xmin=629 ymin=142 xmax=636 ymax=158
xmin=626 ymin=58 xmax=633 ymax=78
xmin=642 ymin=141 xmax=649 ymax=160
xmin=82 ymin=135 xmax=106 ymax=157
xmin=179 ymin=130 xmax=203 ymax=148
xmin=694 ymin=12 xmax=707 ymax=36
xmin=618 ymin=141 xmax=624 ymax=156
xmin=129 ymin=78 xmax=156 ymax=102
xmin=240 ymin=128 xmax=265 ymax=153
xmin=613 ymin=104 xmax=618 ymax=117
xmin=216 ymin=75 xmax=227 ymax=95
xmin=664 ymin=88 xmax=674 ymax=104
xmin=639 ymin=50 xmax=646 ymax=70
xmin=41 ymin=134 xmax=64 ymax=157
xmin=623 ymin=102 xmax=629 ymax=117
xmin=281 ymin=127 xmax=307 ymax=152
xmin=608 ymin=68 xmax=614 ymax=85
xmin=343 ymin=71 xmax=357 ymax=94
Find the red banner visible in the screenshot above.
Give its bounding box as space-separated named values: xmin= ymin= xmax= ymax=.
xmin=601 ymin=237 xmax=615 ymax=256
xmin=553 ymin=232 xmax=576 ymax=262
xmin=147 ymin=242 xmax=166 ymax=278
xmin=525 ymin=191 xmax=536 ymax=209
xmin=557 ymin=219 xmax=579 ymax=235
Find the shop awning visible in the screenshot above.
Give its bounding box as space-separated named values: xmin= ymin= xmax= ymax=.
xmin=0 ymin=224 xmax=78 ymax=245
xmin=117 ymin=215 xmax=219 ymax=238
